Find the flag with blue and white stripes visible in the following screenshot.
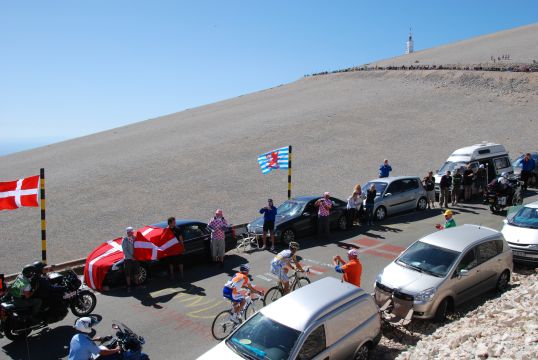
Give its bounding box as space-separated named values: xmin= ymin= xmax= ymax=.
xmin=257 ymin=146 xmax=290 ymax=174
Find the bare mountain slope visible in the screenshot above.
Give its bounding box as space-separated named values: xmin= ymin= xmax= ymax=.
xmin=1 ymin=28 xmax=538 ymax=273
xmin=372 ymin=23 xmax=538 ymax=66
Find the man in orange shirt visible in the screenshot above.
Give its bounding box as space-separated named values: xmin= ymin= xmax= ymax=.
xmin=222 ymin=264 xmax=264 ymax=323
xmin=333 ymin=249 xmax=362 ymax=287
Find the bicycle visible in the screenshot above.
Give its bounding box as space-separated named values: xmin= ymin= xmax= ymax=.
xmin=211 ymin=289 xmax=265 ymax=340
xmin=235 ymin=232 xmax=261 ymax=253
xmin=264 ymin=268 xmax=310 ymax=305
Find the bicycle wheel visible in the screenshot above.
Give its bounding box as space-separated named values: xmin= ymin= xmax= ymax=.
xmin=211 ymin=310 xmax=236 ymax=340
xmin=244 ymin=299 xmax=264 ymax=320
xmin=292 ymin=276 xmax=311 ymax=290
xmin=264 ymin=286 xmax=283 ymax=305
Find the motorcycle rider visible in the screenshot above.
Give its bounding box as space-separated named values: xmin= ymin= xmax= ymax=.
xmin=8 ymin=264 xmax=42 ymax=318
xmin=68 ymin=316 xmax=120 ymax=360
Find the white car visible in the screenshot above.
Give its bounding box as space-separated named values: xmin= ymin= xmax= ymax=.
xmin=501 ymin=201 xmax=538 ymax=264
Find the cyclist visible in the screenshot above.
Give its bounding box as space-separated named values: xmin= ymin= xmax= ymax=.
xmin=222 ymin=264 xmax=263 ymax=323
xmin=270 ymin=241 xmax=304 ymax=295
xmin=333 ymin=249 xmax=363 ymax=287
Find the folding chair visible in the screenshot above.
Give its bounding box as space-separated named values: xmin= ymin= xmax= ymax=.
xmin=384 ymin=294 xmax=414 ymax=341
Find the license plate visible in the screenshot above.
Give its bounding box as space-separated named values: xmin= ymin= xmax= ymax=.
xmin=498 ymin=197 xmax=507 ymax=205
xmin=512 ymin=251 xmax=526 ymax=257
xmin=63 ymin=291 xmax=76 ymax=299
xmin=489 ymin=198 xmax=495 ymax=203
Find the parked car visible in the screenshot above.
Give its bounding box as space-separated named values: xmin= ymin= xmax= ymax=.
xmin=361 ymin=176 xmax=427 ymax=221
xmin=434 ymin=142 xmax=513 ymax=197
xmin=374 ymin=224 xmax=512 ymax=321
xmin=87 ymin=219 xmax=236 ymax=290
xmin=198 ymin=277 xmax=381 ymax=360
xmin=246 ymin=196 xmax=348 ymax=244
xmin=501 ymin=200 xmax=538 ymax=264
xmin=512 ymin=152 xmax=538 ymax=188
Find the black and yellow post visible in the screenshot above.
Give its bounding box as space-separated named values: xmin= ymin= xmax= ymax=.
xmin=40 ymin=168 xmax=47 ymax=264
xmin=287 ymin=145 xmax=292 ymax=199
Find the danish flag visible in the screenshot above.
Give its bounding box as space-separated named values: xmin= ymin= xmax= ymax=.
xmin=0 ymin=175 xmax=40 ymax=211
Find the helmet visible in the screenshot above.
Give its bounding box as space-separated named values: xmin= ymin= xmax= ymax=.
xmin=239 ymin=264 xmax=250 ymax=272
xmin=32 ymin=261 xmax=46 ymax=274
xmin=444 ymin=210 xmax=453 ymax=216
xmin=74 ymin=316 xmax=100 ymax=333
xmin=347 ymin=249 xmax=359 ymax=258
xmin=22 ymin=264 xmax=36 ymax=279
xmin=289 ymin=242 xmax=300 ymax=251
xmin=501 ymin=172 xmax=509 ymax=178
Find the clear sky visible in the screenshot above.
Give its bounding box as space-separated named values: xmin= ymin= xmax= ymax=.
xmin=1 ymin=1 xmax=537 ymax=156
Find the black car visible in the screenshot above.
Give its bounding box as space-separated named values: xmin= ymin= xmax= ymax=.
xmin=246 ymin=196 xmax=348 ymax=244
xmin=103 ymin=219 xmax=236 ymax=288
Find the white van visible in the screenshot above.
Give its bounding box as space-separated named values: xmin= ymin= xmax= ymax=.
xmin=434 ymin=143 xmax=513 ymax=196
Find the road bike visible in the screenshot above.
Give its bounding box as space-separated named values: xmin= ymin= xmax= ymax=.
xmin=263 ymin=268 xmax=310 ymax=305
xmin=211 ymin=289 xmax=265 ymax=340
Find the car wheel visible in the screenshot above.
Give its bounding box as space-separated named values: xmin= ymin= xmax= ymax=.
xmin=337 ymin=215 xmax=347 ymax=231
xmin=417 ymin=197 xmax=428 ymax=210
xmin=496 ymin=270 xmax=510 ymax=292
xmin=434 ymin=297 xmax=450 ymax=323
xmin=134 ymin=265 xmax=148 ymax=285
xmin=374 ymin=206 xmax=386 ymax=221
xmin=281 ymin=229 xmax=295 ymax=245
xmin=354 ymin=344 xmax=369 ymax=360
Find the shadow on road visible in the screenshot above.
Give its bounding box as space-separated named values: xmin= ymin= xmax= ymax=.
xmin=1 ymin=325 xmax=75 ymax=360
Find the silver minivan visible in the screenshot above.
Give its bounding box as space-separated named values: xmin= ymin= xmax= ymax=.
xmin=375 ymin=224 xmax=513 ymax=321
xmin=198 ymin=277 xmax=381 ymax=360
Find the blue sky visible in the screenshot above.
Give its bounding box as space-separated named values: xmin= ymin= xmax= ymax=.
xmin=1 ymin=1 xmax=537 ymax=155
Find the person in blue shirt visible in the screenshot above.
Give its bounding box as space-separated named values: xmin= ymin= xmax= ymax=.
xmin=521 ymin=153 xmax=536 ymax=192
xmin=68 ymin=316 xmax=120 ymax=360
xmin=259 ymin=199 xmax=277 ymax=251
xmin=379 ymin=159 xmax=392 ymax=178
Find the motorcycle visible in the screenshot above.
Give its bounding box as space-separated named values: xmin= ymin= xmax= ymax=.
xmin=486 ymin=176 xmax=524 ymax=213
xmin=0 ymin=269 xmax=97 ymax=341
xmin=97 ymin=321 xmax=149 ymax=360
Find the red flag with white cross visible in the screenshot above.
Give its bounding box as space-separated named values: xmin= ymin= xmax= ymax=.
xmin=0 ymin=175 xmax=40 ymax=211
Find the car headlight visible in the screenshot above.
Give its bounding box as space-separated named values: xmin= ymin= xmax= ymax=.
xmin=528 ymin=244 xmax=538 ymax=250
xmin=414 ymin=287 xmax=437 ymax=302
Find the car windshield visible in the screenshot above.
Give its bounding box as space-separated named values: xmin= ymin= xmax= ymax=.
xmin=509 ymin=206 xmax=538 ymax=229
xmin=397 ymin=241 xmax=460 ymax=277
xmin=226 ymin=313 xmax=300 ymax=360
xmin=512 ymin=154 xmax=538 ymax=169
xmin=362 ymin=182 xmax=387 ymax=195
xmin=277 ymin=201 xmax=305 ymax=217
xmin=438 ymin=161 xmax=467 ymax=175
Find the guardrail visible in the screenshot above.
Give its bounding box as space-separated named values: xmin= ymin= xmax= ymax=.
xmin=3 ymin=223 xmax=249 ymax=283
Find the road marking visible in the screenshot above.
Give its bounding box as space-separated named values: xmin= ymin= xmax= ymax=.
xmin=303 ymin=258 xmax=333 ymax=268
xmin=352 ymin=237 xmax=382 ymax=247
xmin=256 ymin=274 xmax=274 ymax=283
xmin=364 ymin=249 xmax=397 ymax=260
xmin=378 ymin=244 xmax=405 ymax=254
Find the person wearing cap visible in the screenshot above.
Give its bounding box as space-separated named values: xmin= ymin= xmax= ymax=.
xmin=259 ymin=199 xmax=277 ymax=251
xmin=333 ymin=249 xmax=363 ymax=287
xmin=435 ymin=210 xmax=456 ymax=230
xmin=379 ymin=159 xmax=392 ymax=178
xmin=68 ymin=316 xmax=120 ymax=360
xmin=166 ymin=217 xmax=185 ymax=280
xmin=208 ymin=209 xmax=229 ymax=267
xmin=315 ymin=192 xmax=333 ymax=240
xmin=223 ymin=264 xmax=263 ymax=323
xmin=121 ymin=226 xmax=138 ymax=292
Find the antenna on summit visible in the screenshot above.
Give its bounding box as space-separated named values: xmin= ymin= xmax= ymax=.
xmin=406 ymin=27 xmax=414 ymax=54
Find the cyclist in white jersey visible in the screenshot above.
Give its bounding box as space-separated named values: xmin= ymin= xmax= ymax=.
xmin=270 ymin=241 xmax=304 ymax=295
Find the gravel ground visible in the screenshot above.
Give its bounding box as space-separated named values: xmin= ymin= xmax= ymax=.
xmin=370 ymin=266 xmax=538 ymax=359
xmin=1 ymin=26 xmax=538 ymax=273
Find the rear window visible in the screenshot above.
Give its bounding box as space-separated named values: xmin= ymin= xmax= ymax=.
xmin=494 ymin=157 xmax=510 ymax=170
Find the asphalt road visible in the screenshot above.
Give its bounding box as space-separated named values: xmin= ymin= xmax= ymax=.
xmin=2 ymin=192 xmax=537 ymax=360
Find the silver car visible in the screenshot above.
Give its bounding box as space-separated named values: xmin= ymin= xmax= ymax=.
xmin=198 ymin=277 xmax=381 ymax=360
xmin=375 ymin=224 xmax=513 ymax=321
xmin=501 ymin=200 xmax=538 ymax=264
xmin=363 ymin=176 xmax=428 ymax=221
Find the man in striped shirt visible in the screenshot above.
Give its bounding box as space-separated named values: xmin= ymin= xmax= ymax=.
xmin=315 ymin=192 xmax=333 ymax=241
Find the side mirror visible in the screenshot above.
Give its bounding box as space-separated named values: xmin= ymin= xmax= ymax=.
xmin=384 ymin=193 xmax=392 ymax=197
xmin=459 ymin=269 xmax=469 ymax=277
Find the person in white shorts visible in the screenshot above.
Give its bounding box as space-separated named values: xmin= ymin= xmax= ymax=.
xmin=270 ymin=241 xmax=304 ymax=295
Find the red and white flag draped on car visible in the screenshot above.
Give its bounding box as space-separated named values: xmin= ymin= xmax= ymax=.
xmin=134 ymin=226 xmax=182 ymax=261
xmin=84 ymin=238 xmax=124 ymax=291
xmin=0 ymin=175 xmax=40 ymax=211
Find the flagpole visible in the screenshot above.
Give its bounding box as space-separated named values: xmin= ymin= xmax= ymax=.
xmin=40 ymin=168 xmax=47 ymax=264
xmin=288 ymin=145 xmax=292 ymax=199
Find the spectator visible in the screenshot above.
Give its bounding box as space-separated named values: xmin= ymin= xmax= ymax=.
xmin=68 ymin=316 xmax=120 ymax=360
xmin=422 ymin=171 xmax=436 ymax=209
xmin=346 ymin=190 xmax=362 ymax=228
xmin=208 ymin=209 xmax=229 ymax=267
xmin=365 ymin=184 xmax=377 ymax=226
xmin=520 ymin=153 xmax=536 ymax=192
xmin=259 ymin=199 xmax=277 ymax=251
xmin=435 ymin=210 xmax=456 ymax=230
xmin=463 ymin=164 xmax=474 ymax=201
xmin=9 ymin=264 xmax=42 ymax=318
xmin=166 ymin=217 xmax=185 ymax=280
xmin=122 ymin=227 xmax=138 ymax=292
xmin=452 ymin=169 xmax=463 ymax=205
xmin=439 ymin=170 xmax=452 ymax=208
xmin=332 ymin=249 xmax=362 ymax=287
xmin=315 ymin=192 xmax=332 ymax=240
xmin=474 ymin=164 xmax=488 ymax=199
xmin=379 ymin=159 xmax=392 ymax=178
